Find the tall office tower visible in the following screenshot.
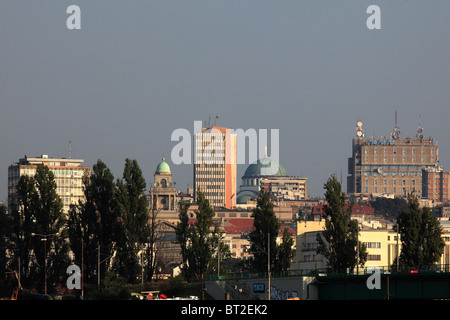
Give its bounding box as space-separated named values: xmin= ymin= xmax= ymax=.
xmin=8 ymin=155 xmax=91 ymax=214
xmin=347 ymin=118 xmax=439 ymax=197
xmin=194 ymin=125 xmax=237 ymax=209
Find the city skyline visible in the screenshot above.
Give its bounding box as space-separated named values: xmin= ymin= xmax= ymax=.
xmin=1 ymin=1 xmax=450 ymax=203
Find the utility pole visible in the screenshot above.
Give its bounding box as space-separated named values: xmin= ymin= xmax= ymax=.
xmin=268 ymin=232 xmax=271 ymax=301
xmin=31 ymin=232 xmax=59 ymax=295
xmin=396 ymin=224 xmax=399 ymax=273
xmin=81 ymin=240 xmax=84 ymax=298
xmin=98 ymin=244 xmax=100 ymax=288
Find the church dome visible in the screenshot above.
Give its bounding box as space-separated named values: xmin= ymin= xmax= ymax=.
xmin=243 ymin=157 xmax=287 ymax=178
xmin=236 ymin=194 xmax=253 ymax=204
xmin=156 ymin=157 xmax=171 ymax=173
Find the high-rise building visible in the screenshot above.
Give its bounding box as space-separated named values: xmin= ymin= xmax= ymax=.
xmin=347 ymin=119 xmax=439 ymax=197
xmin=193 ymin=126 xmax=237 ymax=209
xmin=8 ymin=155 xmax=91 ymax=214
xmin=422 ymin=166 xmax=449 ymax=203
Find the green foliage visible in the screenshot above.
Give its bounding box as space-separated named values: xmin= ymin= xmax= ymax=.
xmin=68 ymin=159 xmax=124 ymax=285
xmin=370 ymin=197 xmax=409 ymax=219
xmin=275 ymin=228 xmax=295 ymax=273
xmin=115 ymin=158 xmax=149 ymax=283
xmin=0 ymin=204 xmax=12 ymax=286
xmin=175 ymin=190 xmax=220 ymax=299
xmin=316 ymin=175 xmax=367 ymax=272
xmin=249 ymin=189 xmax=280 ymax=274
xmin=396 ymin=195 xmax=445 ymax=267
xmin=8 ymin=165 xmax=70 ymax=292
xmin=248 ymin=189 xmax=295 ymax=274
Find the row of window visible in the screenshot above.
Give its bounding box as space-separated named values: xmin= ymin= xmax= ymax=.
xmin=363 ymin=187 xmax=409 ymax=193
xmin=362 ymin=156 xmax=433 ymax=163
xmin=365 ymin=148 xmax=435 ymax=155
xmin=364 ymin=179 xmax=415 ymax=185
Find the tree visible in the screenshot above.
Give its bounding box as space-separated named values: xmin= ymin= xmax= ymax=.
xmin=421 ymin=207 xmax=445 ymax=265
xmin=9 ymin=175 xmax=37 ymax=287
xmin=176 ymin=190 xmax=220 ymax=299
xmin=175 ymin=195 xmax=193 ymax=282
xmin=396 ymin=194 xmax=444 ymax=267
xmin=370 ymin=197 xmax=409 ymax=220
xmin=274 ymin=228 xmax=295 ymax=274
xmin=31 ymin=164 xmax=70 ymax=292
xmin=68 ymin=160 xmax=122 ymax=286
xmin=247 ymin=190 xmax=295 ymax=275
xmin=68 ymin=171 xmax=99 ymax=284
xmin=248 ymin=189 xmax=280 ymax=274
xmin=316 ymin=175 xmax=367 ymax=273
xmin=115 ymin=159 xmax=149 ymax=283
xmin=146 ymin=198 xmax=164 ymax=281
xmin=0 ymin=204 xmax=12 ymax=288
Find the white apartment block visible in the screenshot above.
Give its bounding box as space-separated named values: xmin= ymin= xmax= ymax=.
xmin=8 ymin=155 xmax=91 ymax=214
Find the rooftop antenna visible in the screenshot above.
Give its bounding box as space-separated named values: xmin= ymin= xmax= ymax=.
xmin=392 ymin=111 xmax=400 ymax=140
xmin=416 ymin=114 xmax=424 ymax=140
xmin=205 ymin=115 xmax=211 ymax=129
xmin=69 ymin=140 xmax=72 ymax=159
xmin=356 ymin=119 xmax=364 ymax=138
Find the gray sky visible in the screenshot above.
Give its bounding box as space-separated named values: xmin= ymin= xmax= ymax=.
xmin=1 ymin=0 xmax=450 ymax=202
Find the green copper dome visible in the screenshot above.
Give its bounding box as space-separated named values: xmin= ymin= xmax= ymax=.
xmin=156 ymin=157 xmax=171 ymax=173
xmin=243 ymin=157 xmax=287 ymax=177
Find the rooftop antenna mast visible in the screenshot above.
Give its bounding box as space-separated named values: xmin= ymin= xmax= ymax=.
xmin=205 ymin=115 xmax=211 ymax=129
xmin=69 ymin=140 xmax=72 ymax=159
xmin=416 ymin=114 xmax=424 ymax=140
xmin=392 ymin=111 xmax=400 ymax=140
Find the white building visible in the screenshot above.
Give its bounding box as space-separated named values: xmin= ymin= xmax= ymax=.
xmin=8 ymin=155 xmax=91 ymax=214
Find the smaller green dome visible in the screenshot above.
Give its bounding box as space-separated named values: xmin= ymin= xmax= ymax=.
xmin=156 ymin=157 xmax=171 ymax=173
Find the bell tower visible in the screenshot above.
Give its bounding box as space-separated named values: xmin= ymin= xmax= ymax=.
xmin=150 ymin=157 xmax=177 ymax=212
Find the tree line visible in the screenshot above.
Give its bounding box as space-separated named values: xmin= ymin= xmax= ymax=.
xmin=175 ymin=189 xmax=296 ymax=299
xmin=0 ymin=159 xmax=157 ymax=295
xmin=0 ymin=159 xmax=297 ymax=298
xmin=317 ymin=175 xmax=445 ymax=273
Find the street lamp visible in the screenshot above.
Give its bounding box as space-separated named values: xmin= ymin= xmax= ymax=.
xmin=31 ymin=232 xmax=59 ymax=295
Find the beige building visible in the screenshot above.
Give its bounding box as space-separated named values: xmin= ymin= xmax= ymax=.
xmin=293 ymin=225 xmax=400 ymax=272
xmin=194 ymin=126 xmax=237 ymax=209
xmin=8 ymin=155 xmax=91 ymax=214
xmin=261 ymin=176 xmax=308 ymax=201
xmin=347 ymin=119 xmax=439 ymax=197
xmin=422 ymin=166 xmax=450 ymax=203
xmin=293 ymin=218 xmax=450 ymax=272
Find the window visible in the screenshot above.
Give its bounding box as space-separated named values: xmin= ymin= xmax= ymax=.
xmin=365 ymin=242 xmax=381 ymax=248
xmin=368 ymin=255 xmax=381 ymax=261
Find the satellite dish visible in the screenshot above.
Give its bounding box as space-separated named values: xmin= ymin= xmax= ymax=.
xmin=377 ymin=167 xmax=384 ymax=174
